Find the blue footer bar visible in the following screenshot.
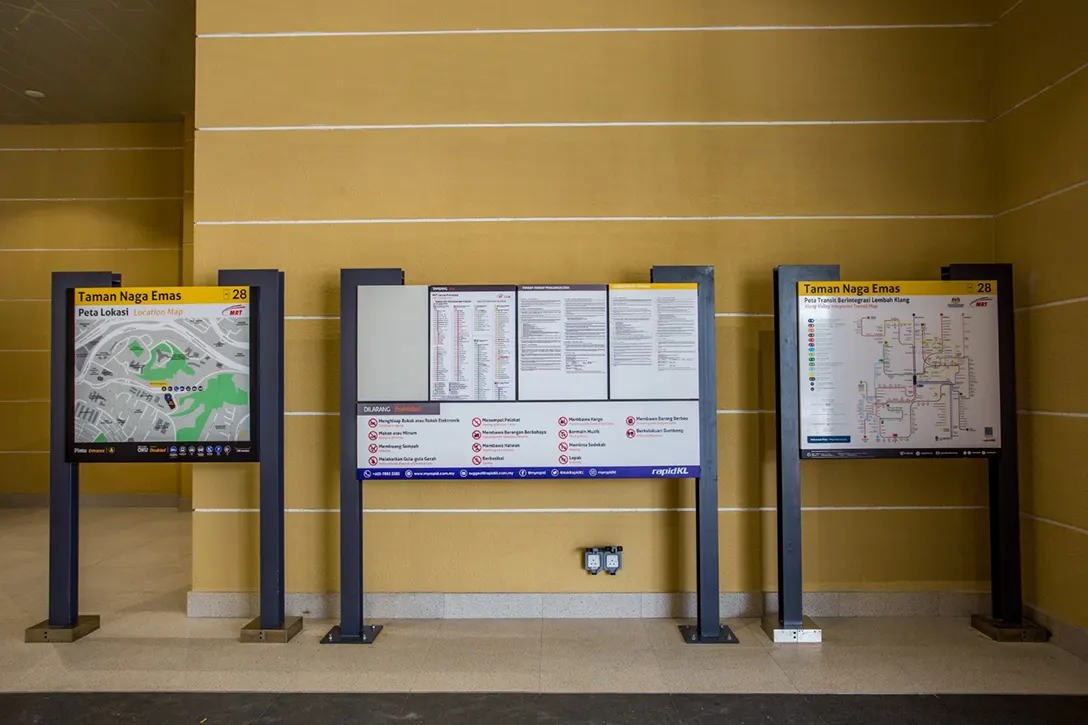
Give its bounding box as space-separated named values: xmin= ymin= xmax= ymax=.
xmin=357 ymin=465 xmax=701 ymax=481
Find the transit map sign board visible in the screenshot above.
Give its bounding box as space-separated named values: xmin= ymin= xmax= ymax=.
xmin=798 ymin=280 xmax=1001 ymax=459
xmin=67 ymin=286 xmax=258 ymax=462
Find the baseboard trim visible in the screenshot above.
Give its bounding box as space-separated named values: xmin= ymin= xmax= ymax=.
xmin=187 ymin=590 xmax=991 ymax=620
xmin=1025 ymin=604 xmax=1088 ymax=661
xmin=0 ymin=493 xmax=181 ymax=508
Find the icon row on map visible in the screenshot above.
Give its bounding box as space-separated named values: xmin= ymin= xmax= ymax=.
xmin=168 ymin=445 xmax=231 ymax=458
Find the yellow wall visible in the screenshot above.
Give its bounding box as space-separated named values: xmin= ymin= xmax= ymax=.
xmin=993 ymin=0 xmax=1088 ymax=630
xmin=0 ymin=123 xmax=185 ymax=497
xmin=191 ymin=0 xmax=1000 ymax=596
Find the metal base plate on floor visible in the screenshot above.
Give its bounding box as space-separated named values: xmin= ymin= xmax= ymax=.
xmin=971 ymin=614 xmax=1049 ymax=643
xmin=240 ymin=615 xmax=304 ymax=643
xmin=679 ymin=624 xmax=740 ymax=644
xmin=761 ymin=614 xmax=822 ymax=643
xmin=321 ymin=624 xmax=383 ymax=644
xmin=25 ymin=615 xmax=100 ymax=644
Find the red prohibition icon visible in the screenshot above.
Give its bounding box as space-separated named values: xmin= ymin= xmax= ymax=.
xmin=558 ymin=442 xmax=568 ymax=452
xmin=367 ymin=418 xmax=378 ymax=428
xmin=558 ymin=416 xmax=568 ymax=426
xmin=558 ymin=454 xmax=569 ymax=464
xmin=471 ymin=417 xmax=482 ymax=428
xmin=472 ymin=430 xmax=482 ymax=440
xmin=368 ymin=456 xmax=378 ymax=465
xmin=625 ymin=416 xmax=636 ymax=426
xmin=625 ymin=429 xmax=636 ymax=438
xmin=368 ymin=444 xmax=378 ymax=453
xmin=472 ymin=442 xmax=482 ymax=452
xmin=368 ymin=430 xmax=378 ymax=440
xmin=558 ymin=429 xmax=568 ymax=439
xmin=472 ymin=455 xmax=483 ymax=465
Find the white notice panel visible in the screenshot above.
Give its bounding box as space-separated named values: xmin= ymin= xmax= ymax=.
xmin=798 ymin=280 xmax=1002 ymax=459
xmin=608 ymin=284 xmax=699 ymax=400
xmin=358 ymin=400 xmax=699 ymax=480
xmin=517 ymin=285 xmax=608 ymax=401
xmin=429 ymin=286 xmax=516 ymax=401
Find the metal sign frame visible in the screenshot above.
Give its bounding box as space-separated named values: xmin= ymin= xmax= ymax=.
xmin=326 ymin=266 xmax=736 ymax=644
xmin=25 ymin=270 xmax=296 ymax=644
xmin=767 ymin=263 xmax=1046 ymax=643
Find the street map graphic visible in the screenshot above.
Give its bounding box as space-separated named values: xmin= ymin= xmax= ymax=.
xmin=70 ymin=287 xmax=254 ymax=461
xmin=798 ymin=281 xmax=1001 ymax=459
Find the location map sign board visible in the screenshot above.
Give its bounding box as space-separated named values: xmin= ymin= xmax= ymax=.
xmin=67 ymin=286 xmax=258 ymax=462
xmin=357 ymin=283 xmax=701 ymax=480
xmin=799 ymin=280 xmax=1001 ymax=459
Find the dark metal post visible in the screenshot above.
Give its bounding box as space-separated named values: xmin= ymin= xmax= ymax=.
xmin=944 ymin=264 xmax=1045 ymax=641
xmin=769 ymin=265 xmax=838 ymax=633
xmin=26 ymin=270 xmax=116 ymax=643
xmin=324 ymin=268 xmax=403 ymax=644
xmin=651 ymin=266 xmax=736 ymax=644
xmin=221 ymin=269 xmax=300 ymax=643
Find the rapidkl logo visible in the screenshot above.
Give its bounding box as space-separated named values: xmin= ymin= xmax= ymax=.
xmin=223 ymin=304 xmax=245 ymax=317
xmin=970 ymin=297 xmax=992 ymax=308
xmin=652 ymin=467 xmax=690 ymax=477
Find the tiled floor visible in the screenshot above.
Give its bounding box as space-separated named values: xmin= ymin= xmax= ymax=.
xmin=2 ymin=508 xmax=1088 ymax=696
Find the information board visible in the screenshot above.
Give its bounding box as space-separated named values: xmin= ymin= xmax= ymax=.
xmin=798 ymin=280 xmax=1001 ymax=459
xmin=357 ymin=283 xmax=701 ymax=480
xmin=68 ymin=286 xmax=257 ymax=462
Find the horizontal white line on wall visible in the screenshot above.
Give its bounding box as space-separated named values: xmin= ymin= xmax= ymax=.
xmin=0 ymin=349 xmax=47 ymax=352
xmin=716 ymin=312 xmax=774 ymax=318
xmin=0 ymin=248 xmax=170 ymax=253
xmin=1022 ymin=512 xmax=1088 ymax=538
xmin=0 ymin=399 xmax=47 ymax=403
xmin=0 ymin=450 xmax=48 ymax=454
xmin=200 ymin=120 xmax=987 ymax=132
xmin=283 ymin=409 xmax=770 ymax=416
xmin=994 ymin=59 xmax=1088 ymax=121
xmin=1017 ymin=410 xmax=1088 ymax=419
xmin=0 ymin=147 xmax=183 ymax=152
xmin=197 ymin=214 xmax=991 ymax=226
xmin=0 ymin=298 xmax=48 ymax=303
xmin=194 ymin=505 xmax=986 ymax=514
xmin=1017 ymin=296 xmax=1088 ymax=312
xmin=283 ymin=312 xmax=773 ymax=321
xmin=199 ymin=24 xmax=992 ymax=40
xmin=997 ymin=179 xmax=1088 ymax=217
xmin=0 ymin=197 xmax=183 ymax=203
xmin=998 ymin=0 xmax=1025 ymax=21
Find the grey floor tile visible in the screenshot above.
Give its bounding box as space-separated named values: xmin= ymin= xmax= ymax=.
xmin=669 ymin=693 xmax=824 ymax=724
xmin=536 ymin=693 xmax=682 ymax=724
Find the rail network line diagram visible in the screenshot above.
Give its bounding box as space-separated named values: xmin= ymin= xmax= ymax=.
xmin=855 ymin=312 xmax=984 ymax=445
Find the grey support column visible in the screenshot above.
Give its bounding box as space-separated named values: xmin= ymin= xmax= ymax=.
xmin=943 ymin=263 xmax=1046 ymax=642
xmin=26 ymin=270 xmax=117 ymax=643
xmin=323 ymin=268 xmax=404 ymax=644
xmin=219 ymin=269 xmax=300 ymax=643
xmin=764 ymin=265 xmax=838 ymax=643
xmin=651 ymin=266 xmax=737 ymax=644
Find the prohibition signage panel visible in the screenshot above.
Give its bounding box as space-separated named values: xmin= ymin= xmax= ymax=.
xmin=68 ymin=286 xmax=258 ymax=462
xmin=357 ymin=283 xmax=701 ymax=480
xmin=798 ymin=280 xmax=1001 ymax=459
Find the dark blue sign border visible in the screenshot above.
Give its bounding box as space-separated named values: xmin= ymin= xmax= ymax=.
xmin=358 ymin=464 xmax=701 ymax=480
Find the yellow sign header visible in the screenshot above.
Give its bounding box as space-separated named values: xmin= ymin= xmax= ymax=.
xmin=609 ymin=283 xmax=697 ymax=290
xmin=73 ymin=286 xmax=250 ymax=306
xmin=797 ymin=281 xmax=996 ymax=297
